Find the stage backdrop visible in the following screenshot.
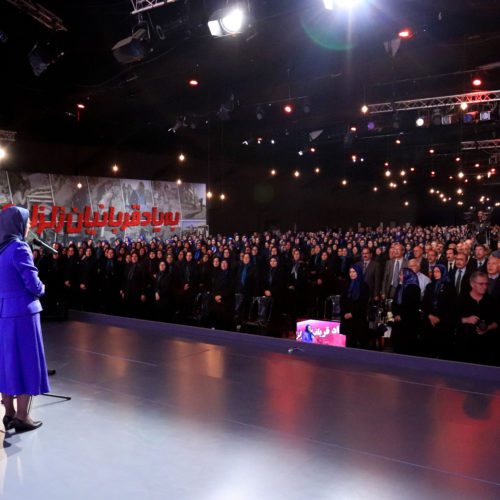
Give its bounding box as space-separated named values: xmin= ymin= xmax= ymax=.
xmin=1 ymin=172 xmax=207 ymax=243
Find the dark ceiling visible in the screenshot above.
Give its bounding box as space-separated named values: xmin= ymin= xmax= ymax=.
xmin=1 ymin=0 xmax=500 ymax=230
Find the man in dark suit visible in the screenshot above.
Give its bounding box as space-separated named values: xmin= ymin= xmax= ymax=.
xmin=471 ymin=244 xmax=488 ymax=272
xmin=450 ymin=253 xmax=473 ymax=298
xmin=445 ymin=247 xmax=457 ymax=273
xmin=412 ymin=245 xmax=429 ymax=276
xmin=486 ymin=256 xmax=500 ymax=302
xmin=381 ymin=243 xmax=408 ymax=299
xmin=360 ymin=247 xmax=381 ymax=300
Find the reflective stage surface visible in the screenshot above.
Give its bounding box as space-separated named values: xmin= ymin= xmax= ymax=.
xmin=1 ymin=317 xmax=500 ymax=499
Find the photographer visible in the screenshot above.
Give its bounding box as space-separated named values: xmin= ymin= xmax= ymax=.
xmin=456 ymin=271 xmax=498 ymax=364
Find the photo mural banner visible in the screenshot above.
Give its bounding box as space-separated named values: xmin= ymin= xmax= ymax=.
xmin=0 ymin=171 xmax=208 ymax=243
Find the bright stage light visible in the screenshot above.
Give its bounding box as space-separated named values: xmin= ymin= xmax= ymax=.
xmin=398 ymin=29 xmax=412 ymax=39
xmin=220 ymin=193 xmax=226 ymax=200
xmin=341 ymin=179 xmax=348 ymax=186
xmin=361 ymin=105 xmax=368 ymax=114
xmin=294 ymin=170 xmax=300 ymax=178
xmin=270 ymin=169 xmax=276 ymax=176
xmin=416 ymin=117 xmax=425 ymax=127
xmin=0 ymin=147 xmax=6 ymax=160
xmin=112 ymin=164 xmax=119 ymax=173
xmin=472 ymin=78 xmax=482 ymax=87
xmin=208 ymin=7 xmax=246 ymax=37
xmin=77 ymin=182 xmax=83 ymax=189
xmin=284 ymin=104 xmax=293 ymax=114
xmin=324 ymin=0 xmax=363 ymax=10
xmin=460 ymin=102 xmax=468 ymax=111
xmin=189 ymin=79 xmax=199 ymax=86
xmin=178 ymin=153 xmax=185 ymax=162
xmin=207 ymin=191 xmax=213 ymax=199
xmin=177 ymin=178 xmax=182 ymax=185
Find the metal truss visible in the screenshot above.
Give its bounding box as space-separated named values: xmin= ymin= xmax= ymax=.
xmin=461 ymin=139 xmax=500 ymax=151
xmin=131 ymin=0 xmax=171 ymax=15
xmin=365 ymin=90 xmax=500 ymax=114
xmin=0 ymin=130 xmax=17 ymax=143
xmin=5 ymin=0 xmax=66 ymax=31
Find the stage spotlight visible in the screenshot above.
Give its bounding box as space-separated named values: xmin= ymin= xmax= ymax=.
xmin=361 ymin=105 xmax=368 ymax=114
xmin=112 ymin=164 xmax=119 ymax=173
xmin=460 ymin=102 xmax=468 ymax=111
xmin=220 ymin=193 xmax=226 ymax=200
xmin=294 ymin=170 xmax=300 ymax=178
xmin=341 ymin=179 xmax=348 ymax=186
xmin=207 ymin=191 xmax=213 ymax=199
xmin=0 ymin=147 xmax=6 ymax=160
xmin=177 ymin=178 xmax=182 ymax=185
xmin=472 ymin=78 xmax=482 ymax=87
xmin=315 ymin=167 xmax=320 ymax=174
xmin=77 ymin=182 xmax=83 ymax=189
xmin=284 ymin=104 xmax=293 ymax=114
xmin=189 ymin=79 xmax=199 ymax=86
xmin=208 ymin=6 xmax=247 ymax=37
xmin=398 ymin=29 xmax=412 ymax=39
xmin=404 ymin=201 xmax=410 ymax=207
xmin=324 ymin=0 xmax=363 ymax=10
xmin=270 ymin=169 xmax=277 ymax=176
xmin=178 ymin=153 xmax=185 ymax=162
xmin=416 ymin=117 xmax=425 ymax=127
xmin=112 ymin=28 xmax=149 ymax=65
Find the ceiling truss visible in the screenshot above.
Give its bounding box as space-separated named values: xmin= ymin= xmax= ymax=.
xmin=461 ymin=139 xmax=500 ymax=151
xmin=5 ymin=0 xmax=66 ymax=31
xmin=365 ymin=91 xmax=500 ymax=114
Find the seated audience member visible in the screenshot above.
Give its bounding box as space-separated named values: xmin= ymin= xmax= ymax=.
xmin=408 ymin=258 xmax=431 ymax=299
xmin=422 ymin=264 xmax=456 ymax=358
xmin=456 ymin=271 xmax=498 ymax=364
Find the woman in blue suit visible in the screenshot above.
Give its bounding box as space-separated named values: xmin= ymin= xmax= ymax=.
xmin=0 ymin=206 xmax=50 ymax=432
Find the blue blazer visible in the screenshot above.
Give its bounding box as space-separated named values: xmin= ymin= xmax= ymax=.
xmin=0 ymin=241 xmax=44 ymax=318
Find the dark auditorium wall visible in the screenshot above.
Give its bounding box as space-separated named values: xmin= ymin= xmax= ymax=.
xmin=3 ymin=139 xmax=465 ymax=233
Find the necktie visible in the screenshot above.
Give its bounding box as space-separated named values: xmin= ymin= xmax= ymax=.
xmin=392 ymin=260 xmax=400 ymax=287
xmin=364 ymin=261 xmax=368 ymax=271
xmin=456 ymin=269 xmax=462 ymax=294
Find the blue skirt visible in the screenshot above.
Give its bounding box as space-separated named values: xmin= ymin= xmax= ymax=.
xmin=0 ymin=313 xmax=50 ymax=396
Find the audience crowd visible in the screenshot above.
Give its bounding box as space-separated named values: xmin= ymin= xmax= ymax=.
xmin=33 ymin=223 xmax=500 ymax=366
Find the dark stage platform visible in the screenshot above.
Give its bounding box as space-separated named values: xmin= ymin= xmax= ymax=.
xmin=1 ymin=313 xmax=500 ymax=499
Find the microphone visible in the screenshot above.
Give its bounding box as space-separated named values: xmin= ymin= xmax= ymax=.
xmin=29 ymin=231 xmax=58 ymax=255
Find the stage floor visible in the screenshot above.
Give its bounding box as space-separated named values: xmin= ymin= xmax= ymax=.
xmin=1 ymin=316 xmax=500 ymax=499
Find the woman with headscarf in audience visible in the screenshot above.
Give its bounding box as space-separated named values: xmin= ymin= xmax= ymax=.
xmin=422 ymin=264 xmax=456 ymax=358
xmin=340 ymin=264 xmax=370 ymax=348
xmin=210 ymin=258 xmax=235 ymax=329
xmin=79 ymin=247 xmax=98 ymax=311
xmin=391 ymin=268 xmax=422 ymax=354
xmin=153 ymin=260 xmax=171 ymax=322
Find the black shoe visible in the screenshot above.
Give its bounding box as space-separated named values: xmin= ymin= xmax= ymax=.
xmin=2 ymin=415 xmax=14 ymax=430
xmin=13 ymin=418 xmax=43 ymax=433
